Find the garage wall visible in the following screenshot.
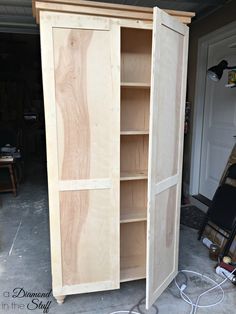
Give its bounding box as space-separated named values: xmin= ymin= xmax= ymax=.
xmin=183 ymin=0 xmax=236 ymax=194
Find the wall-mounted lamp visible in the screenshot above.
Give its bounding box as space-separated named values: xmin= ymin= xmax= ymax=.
xmin=207 ymin=59 xmax=236 ymax=82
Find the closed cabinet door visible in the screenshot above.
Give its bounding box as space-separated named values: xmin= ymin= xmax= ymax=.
xmin=146 ymin=8 xmax=189 ymax=308
xmin=40 ymin=12 xmax=120 ymax=297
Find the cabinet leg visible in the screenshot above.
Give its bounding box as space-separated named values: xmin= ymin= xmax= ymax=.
xmin=55 ymin=295 xmax=66 ymax=305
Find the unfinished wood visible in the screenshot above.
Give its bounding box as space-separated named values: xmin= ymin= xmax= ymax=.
xmin=55 ymin=296 xmax=65 ymax=305
xmin=120 ymin=222 xmax=146 ymax=282
xmin=146 ymin=8 xmax=189 ymax=309
xmin=120 ymin=180 xmax=147 ymax=223
xmin=120 ymin=211 xmax=147 ymax=223
xmin=33 ymin=0 xmax=195 ymax=24
xmin=121 ymin=82 xmax=150 ymax=89
xmin=121 ymin=28 xmax=152 ymax=84
xmin=39 ymin=12 xmax=63 ymax=293
xmin=60 ymin=189 xmax=118 ymax=286
xmin=54 ymin=27 xmax=115 ymax=180
xmin=121 ymin=131 xmax=149 ymax=135
xmin=121 ymin=88 xmax=150 ymax=133
xmin=121 ymin=135 xmax=148 ymax=174
xmin=120 ymin=171 xmax=148 ymax=181
xmin=40 ymin=12 xmax=120 ymax=297
xmin=59 ymin=179 xmax=112 ymax=191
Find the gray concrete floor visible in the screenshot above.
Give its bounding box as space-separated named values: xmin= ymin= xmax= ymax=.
xmin=0 ymin=162 xmax=235 ymax=314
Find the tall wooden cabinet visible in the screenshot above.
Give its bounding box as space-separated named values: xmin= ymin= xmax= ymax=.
xmin=33 ymin=0 xmax=194 ymax=309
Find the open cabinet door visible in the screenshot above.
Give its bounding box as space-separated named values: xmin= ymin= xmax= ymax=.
xmin=40 ymin=12 xmax=120 ymax=298
xmin=146 ymin=8 xmax=189 ymax=308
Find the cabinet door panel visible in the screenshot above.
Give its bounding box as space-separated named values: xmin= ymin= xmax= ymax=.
xmin=40 ymin=12 xmax=120 ymax=296
xmin=146 ymin=8 xmax=189 ymax=308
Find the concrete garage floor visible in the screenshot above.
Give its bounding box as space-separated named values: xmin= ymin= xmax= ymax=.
xmin=0 ymin=163 xmax=235 ymax=314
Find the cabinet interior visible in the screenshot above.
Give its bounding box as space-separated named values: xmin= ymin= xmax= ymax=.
xmin=121 ymin=27 xmax=152 ymax=84
xmin=121 ymin=88 xmax=150 ymax=133
xmin=120 ymin=221 xmax=147 ymax=282
xmin=120 ymin=27 xmax=152 ymax=282
xmin=120 ymin=180 xmax=147 ymax=223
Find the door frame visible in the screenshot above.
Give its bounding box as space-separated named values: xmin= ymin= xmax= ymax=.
xmin=189 ymin=20 xmax=236 ymax=196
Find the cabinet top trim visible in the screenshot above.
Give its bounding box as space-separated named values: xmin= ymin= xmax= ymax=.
xmin=32 ymin=0 xmax=195 ymax=24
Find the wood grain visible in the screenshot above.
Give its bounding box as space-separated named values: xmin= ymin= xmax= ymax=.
xmin=121 ymin=180 xmax=147 ymax=223
xmin=146 ymin=8 xmax=189 ymax=308
xmin=120 ymin=221 xmax=146 ymax=282
xmin=121 ymin=28 xmax=152 ymax=84
xmin=121 ymin=88 xmax=150 ymax=133
xmin=54 ymin=27 xmax=114 ymax=180
xmin=60 ymin=190 xmax=117 ymax=286
xmin=41 ymin=12 xmax=120 ymax=297
xmin=151 ymin=187 xmax=177 ymax=286
xmin=33 ymin=0 xmax=195 ymax=24
xmin=121 ymin=135 xmax=149 ymax=174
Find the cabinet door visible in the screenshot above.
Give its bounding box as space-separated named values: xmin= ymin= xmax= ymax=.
xmin=146 ymin=8 xmax=189 ymax=308
xmin=40 ymin=12 xmax=120 ymax=297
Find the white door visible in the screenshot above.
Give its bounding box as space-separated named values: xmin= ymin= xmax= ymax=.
xmin=199 ymin=34 xmax=236 ymax=200
xmin=146 ymin=8 xmax=189 ymax=308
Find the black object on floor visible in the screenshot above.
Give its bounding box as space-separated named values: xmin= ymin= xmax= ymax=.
xmin=180 ymin=205 xmax=205 ymax=230
xmin=198 ymin=163 xmax=236 ymax=258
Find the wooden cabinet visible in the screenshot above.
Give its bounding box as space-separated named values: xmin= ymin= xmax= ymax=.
xmin=33 ymin=0 xmax=193 ymax=309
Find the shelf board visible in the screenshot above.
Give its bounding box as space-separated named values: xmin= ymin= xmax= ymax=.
xmin=120 ymin=171 xmax=148 ymax=181
xmin=120 ymin=265 xmax=146 ymax=283
xmin=121 ymin=82 xmax=150 ymax=89
xmin=120 ymin=130 xmax=149 ymax=135
xmin=120 ymin=209 xmax=147 ymax=223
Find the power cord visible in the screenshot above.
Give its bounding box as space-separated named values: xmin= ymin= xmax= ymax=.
xmin=175 ymin=269 xmax=235 ymax=314
xmin=109 ymin=296 xmax=158 ymax=314
xmin=110 ymin=268 xmax=234 ymax=314
xmin=109 ymin=311 xmax=140 ymax=314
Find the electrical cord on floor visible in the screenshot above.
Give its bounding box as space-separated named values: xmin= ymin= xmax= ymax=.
xmin=175 ymin=269 xmax=235 ymax=314
xmin=109 ymin=296 xmax=159 ymax=314
xmin=109 ymin=311 xmax=140 ymax=314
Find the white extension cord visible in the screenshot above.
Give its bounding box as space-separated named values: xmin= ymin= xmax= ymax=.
xmin=175 ymin=269 xmax=235 ymax=314
xmin=109 ymin=312 xmax=141 ymax=314
xmin=109 ymin=268 xmax=234 ymax=314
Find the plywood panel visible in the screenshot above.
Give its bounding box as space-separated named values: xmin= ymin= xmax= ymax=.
xmin=151 ymin=187 xmax=177 ymax=289
xmin=121 ymin=28 xmax=152 ymax=84
xmin=153 ymin=28 xmax=183 ymax=183
xmin=121 ymin=88 xmax=150 ymax=132
xmin=120 ymin=221 xmax=146 ymax=282
xmin=53 ymin=27 xmax=115 ymax=180
xmin=120 ymin=180 xmax=147 ymax=222
xmin=121 ymin=135 xmax=148 ymax=173
xmin=146 ymin=8 xmax=189 ymax=308
xmin=60 ymin=189 xmax=117 ymax=285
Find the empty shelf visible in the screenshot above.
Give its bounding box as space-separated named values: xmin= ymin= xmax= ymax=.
xmin=121 ymin=82 xmax=150 ymax=89
xmin=120 ymin=209 xmax=147 ymax=223
xmin=120 ymin=265 xmax=146 ymax=282
xmin=120 ymin=171 xmax=148 ymax=181
xmin=120 ymin=130 xmax=149 ymax=135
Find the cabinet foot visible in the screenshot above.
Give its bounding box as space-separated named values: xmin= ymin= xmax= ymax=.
xmin=55 ymin=295 xmax=66 ymax=305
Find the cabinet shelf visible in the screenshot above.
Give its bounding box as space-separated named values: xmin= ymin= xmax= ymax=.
xmin=120 ymin=209 xmax=147 ymax=223
xmin=120 ymin=265 xmax=146 ymax=282
xmin=120 ymin=171 xmax=148 ymax=181
xmin=121 ymin=82 xmax=150 ymax=89
xmin=121 ymin=130 xmax=149 ymax=135
xmin=120 ymin=221 xmax=146 ymax=282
